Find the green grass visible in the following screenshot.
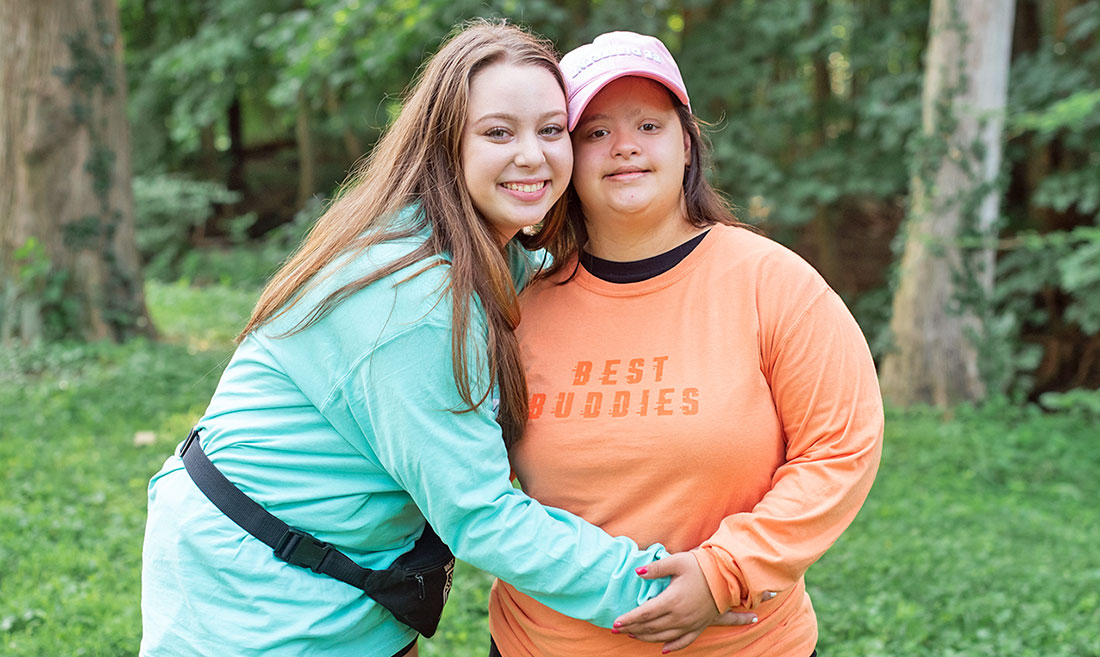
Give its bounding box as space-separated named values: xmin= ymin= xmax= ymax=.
xmin=0 ymin=283 xmax=246 ymax=657
xmin=812 ymin=403 xmax=1100 ymax=656
xmin=2 ymin=280 xmax=1098 ymax=656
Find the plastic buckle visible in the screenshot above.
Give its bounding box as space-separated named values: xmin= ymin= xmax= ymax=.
xmin=274 ymin=528 xmax=332 ymax=573
xmin=179 ymin=429 xmax=200 ymax=457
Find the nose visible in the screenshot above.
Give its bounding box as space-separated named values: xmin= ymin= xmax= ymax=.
xmin=611 ymin=132 xmax=640 ymax=158
xmin=513 ymin=133 xmax=547 ymax=169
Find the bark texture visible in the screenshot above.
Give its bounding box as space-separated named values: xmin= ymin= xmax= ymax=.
xmin=881 ymin=0 xmax=1016 ymax=406
xmin=1 ymin=0 xmax=150 ymax=342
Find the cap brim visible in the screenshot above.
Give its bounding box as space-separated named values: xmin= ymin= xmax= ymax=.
xmin=567 ymin=69 xmax=692 ymax=131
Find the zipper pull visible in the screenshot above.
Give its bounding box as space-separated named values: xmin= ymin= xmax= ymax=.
xmin=415 ymin=573 xmax=425 ymax=600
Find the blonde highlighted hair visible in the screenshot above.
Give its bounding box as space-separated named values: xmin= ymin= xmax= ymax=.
xmin=239 ymin=19 xmax=566 ymax=447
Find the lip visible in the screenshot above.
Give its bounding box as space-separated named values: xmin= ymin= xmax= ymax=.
xmin=499 ymin=179 xmax=550 ymax=202
xmin=605 ymin=166 xmax=649 ymax=182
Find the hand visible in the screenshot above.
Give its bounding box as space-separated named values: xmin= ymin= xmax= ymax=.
xmin=611 ymin=553 xmax=759 ymax=653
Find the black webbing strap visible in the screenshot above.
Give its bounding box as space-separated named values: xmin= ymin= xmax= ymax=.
xmin=179 ymin=429 xmax=379 ymax=591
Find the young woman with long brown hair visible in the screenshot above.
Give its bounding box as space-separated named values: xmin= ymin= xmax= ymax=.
xmin=139 ymin=21 xmax=707 ymax=657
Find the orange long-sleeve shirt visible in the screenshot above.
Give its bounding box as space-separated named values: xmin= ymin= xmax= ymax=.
xmin=489 ymin=225 xmax=883 ymax=656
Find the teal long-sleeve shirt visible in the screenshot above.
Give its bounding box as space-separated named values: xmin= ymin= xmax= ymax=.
xmin=140 ymin=226 xmax=669 ymax=657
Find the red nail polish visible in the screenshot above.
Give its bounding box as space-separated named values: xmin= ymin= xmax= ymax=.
xmin=613 ymin=621 xmax=622 ymax=628
xmin=611 ymin=629 xmax=620 ymax=634
xmin=662 ymin=650 xmax=670 ymax=655
xmin=635 ymin=566 xmax=648 ymax=575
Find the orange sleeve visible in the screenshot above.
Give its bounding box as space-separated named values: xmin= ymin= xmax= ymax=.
xmin=693 ymin=285 xmax=884 ymax=611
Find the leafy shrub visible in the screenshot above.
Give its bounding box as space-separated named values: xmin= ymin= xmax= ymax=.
xmin=132 ymin=174 xmax=240 ymax=280
xmin=1039 ymin=388 xmax=1100 ymax=420
xmin=990 ymin=226 xmax=1100 ymax=396
xmin=172 ymin=195 xmax=322 ymax=288
xmin=0 ymin=238 xmax=81 ymax=342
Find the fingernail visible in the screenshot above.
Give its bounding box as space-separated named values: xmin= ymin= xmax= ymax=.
xmin=635 ymin=566 xmax=648 ymax=575
xmin=629 ymin=634 xmax=637 ymax=639
xmin=613 ymin=621 xmax=622 ymax=628
xmin=662 ymin=651 xmax=670 ymax=655
xmin=611 ymin=629 xmax=620 ymax=634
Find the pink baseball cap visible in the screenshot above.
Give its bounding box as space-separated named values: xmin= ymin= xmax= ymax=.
xmin=559 ymin=31 xmax=691 ymax=131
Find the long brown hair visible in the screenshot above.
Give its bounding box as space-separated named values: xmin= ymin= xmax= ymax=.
xmin=239 ymin=19 xmax=565 ymax=448
xmin=534 ymin=95 xmax=751 ymax=274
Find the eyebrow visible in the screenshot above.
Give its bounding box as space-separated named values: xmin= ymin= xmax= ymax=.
xmin=574 ymin=113 xmax=610 ymax=129
xmin=470 ymin=111 xmax=566 ymax=124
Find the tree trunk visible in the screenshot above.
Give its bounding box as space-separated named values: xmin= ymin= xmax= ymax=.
xmin=808 ymin=0 xmax=843 ymax=291
xmin=1 ymin=0 xmax=152 ymax=343
xmin=880 ymin=0 xmax=1015 ymax=407
xmin=226 ymin=95 xmax=245 ymax=192
xmin=199 ymin=124 xmax=219 ymax=178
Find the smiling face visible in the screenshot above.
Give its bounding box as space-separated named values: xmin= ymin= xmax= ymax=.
xmin=461 ymin=63 xmax=573 ymax=244
xmin=571 ymin=76 xmax=690 ymax=233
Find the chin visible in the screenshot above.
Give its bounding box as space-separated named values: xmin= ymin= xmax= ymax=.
xmin=608 ymin=201 xmax=649 ymax=216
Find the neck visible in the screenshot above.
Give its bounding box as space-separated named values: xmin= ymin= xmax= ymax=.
xmin=494 ymin=227 xmax=519 ymax=247
xmin=583 ymin=202 xmax=703 ymax=261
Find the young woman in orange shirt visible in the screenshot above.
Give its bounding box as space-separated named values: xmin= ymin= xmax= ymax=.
xmin=488 ymin=31 xmax=884 ymax=657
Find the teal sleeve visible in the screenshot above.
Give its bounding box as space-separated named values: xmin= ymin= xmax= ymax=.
xmin=328 ymin=321 xmax=669 ymax=627
xmin=506 ymin=241 xmax=551 ymax=292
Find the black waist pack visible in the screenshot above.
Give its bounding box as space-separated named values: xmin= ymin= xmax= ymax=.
xmin=179 ymin=429 xmax=455 ymax=637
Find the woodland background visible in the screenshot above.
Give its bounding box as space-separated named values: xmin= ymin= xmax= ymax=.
xmin=0 ymin=1 xmax=1098 ymax=655
xmin=5 ymin=0 xmax=1100 ymax=405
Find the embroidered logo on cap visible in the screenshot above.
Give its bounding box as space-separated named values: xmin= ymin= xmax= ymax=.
xmin=571 ymin=46 xmax=665 ymax=78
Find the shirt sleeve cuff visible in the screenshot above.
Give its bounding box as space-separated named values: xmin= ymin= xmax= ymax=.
xmin=691 ymin=547 xmax=739 ymax=612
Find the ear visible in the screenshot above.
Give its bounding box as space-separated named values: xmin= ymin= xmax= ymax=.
xmin=682 ymin=126 xmax=691 ymax=166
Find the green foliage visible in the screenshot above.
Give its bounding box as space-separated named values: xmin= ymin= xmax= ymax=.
xmin=1039 ymin=388 xmax=1100 ymax=420
xmin=1032 ymin=168 xmax=1100 ymax=217
xmin=121 ymin=0 xmax=929 ymax=225
xmin=1014 ymin=88 xmax=1100 ymax=136
xmin=122 ymin=0 xmax=287 ymax=166
xmin=1002 ymin=229 xmax=1100 ymax=333
xmin=168 ymin=196 xmax=321 ymax=288
xmin=990 ymin=226 xmax=1100 ymax=396
xmin=133 ymin=176 xmax=319 ymax=289
xmin=0 ymin=238 xmax=81 ymax=342
xmin=904 ymin=0 xmax=1100 ymax=399
xmin=1008 ymin=2 xmax=1100 ymax=224
xmin=123 ymin=0 xmax=461 ymax=169
xmin=132 ymin=174 xmax=241 ymax=279
xmin=672 ymin=1 xmax=927 ymax=231
xmin=116 ymin=0 xmax=1100 ymax=399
